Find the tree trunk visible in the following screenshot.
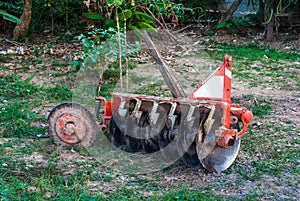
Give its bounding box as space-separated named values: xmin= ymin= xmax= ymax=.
xmin=219 ymin=0 xmax=243 ymax=23
xmin=13 ymin=0 xmax=32 ymax=40
xmin=265 ymin=14 xmax=275 ymax=41
xmin=264 ymin=0 xmax=277 ymax=41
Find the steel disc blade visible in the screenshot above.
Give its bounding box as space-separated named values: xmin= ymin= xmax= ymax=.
xmin=109 ymin=116 xmax=126 ymax=147
xmin=198 ymin=139 xmax=241 ymax=173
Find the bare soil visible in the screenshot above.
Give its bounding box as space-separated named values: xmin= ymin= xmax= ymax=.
xmin=1 ymin=32 xmax=299 ymax=200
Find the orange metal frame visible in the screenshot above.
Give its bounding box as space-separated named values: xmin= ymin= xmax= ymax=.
xmin=96 ymin=55 xmax=253 ymax=148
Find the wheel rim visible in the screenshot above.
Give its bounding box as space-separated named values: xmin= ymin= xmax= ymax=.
xmin=55 ymin=112 xmax=87 ymax=144
xmin=48 ymin=102 xmax=96 ymax=146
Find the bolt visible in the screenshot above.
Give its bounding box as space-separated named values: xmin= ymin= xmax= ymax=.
xmin=63 ymin=123 xmax=75 ymax=135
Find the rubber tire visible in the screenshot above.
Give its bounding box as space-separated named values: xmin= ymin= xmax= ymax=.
xmin=47 ymin=102 xmax=97 ymax=147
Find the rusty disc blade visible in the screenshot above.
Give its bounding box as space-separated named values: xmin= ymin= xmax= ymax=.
xmin=197 ymin=138 xmax=240 ymax=173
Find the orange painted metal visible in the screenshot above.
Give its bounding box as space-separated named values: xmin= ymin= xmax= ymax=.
xmin=55 ymin=113 xmax=87 ymax=144
xmin=95 ymin=97 xmax=113 ymax=125
xmin=95 ymin=55 xmax=253 ymax=148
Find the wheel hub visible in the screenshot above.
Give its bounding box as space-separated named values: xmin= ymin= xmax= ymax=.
xmin=63 ymin=123 xmax=75 ymax=136
xmin=55 ymin=113 xmax=87 ymax=144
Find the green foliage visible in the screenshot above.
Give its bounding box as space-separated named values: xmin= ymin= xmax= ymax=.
xmin=204 ymin=41 xmax=300 ymax=90
xmin=103 ymin=68 xmax=120 ymax=79
xmin=116 ymin=3 xmax=158 ymax=35
xmin=239 ymin=124 xmax=300 ymax=181
xmin=208 ymin=42 xmax=299 ymax=61
xmin=134 ymin=80 xmax=171 ymax=97
xmin=251 ymin=101 xmax=272 ymax=118
xmin=75 ymin=27 xmax=141 ymax=71
xmin=44 ymin=85 xmax=72 ymax=102
xmin=83 ymin=12 xmax=105 ymax=20
xmin=31 ymin=0 xmax=84 ymax=33
xmin=0 ymin=9 xmax=20 ymax=24
xmin=0 ymin=102 xmax=45 ymax=138
xmin=238 ymin=149 xmax=299 ymax=180
xmin=0 ymin=73 xmax=72 ymax=138
xmin=0 ymin=75 xmax=39 ymax=99
xmin=147 ymin=0 xmax=193 ymax=24
xmin=0 ymin=1 xmax=22 ymax=14
xmin=107 ymin=0 xmax=124 ymax=7
xmin=159 ymin=189 xmax=229 ymax=201
xmin=217 ymin=17 xmax=251 ymax=34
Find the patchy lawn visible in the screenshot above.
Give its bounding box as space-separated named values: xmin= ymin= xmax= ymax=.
xmin=0 ymin=33 xmax=299 ymax=200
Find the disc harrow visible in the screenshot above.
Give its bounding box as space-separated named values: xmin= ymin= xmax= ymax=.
xmin=48 ymin=55 xmax=253 ymax=173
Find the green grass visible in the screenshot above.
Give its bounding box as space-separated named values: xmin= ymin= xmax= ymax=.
xmin=0 ymin=69 xmax=73 ymax=139
xmin=236 ymin=148 xmax=299 ymax=181
xmin=201 ymin=41 xmax=300 ymax=90
xmin=0 ymin=39 xmax=299 ymax=200
xmin=238 ymin=121 xmax=300 ymax=180
xmin=0 ymin=102 xmax=44 ymax=138
xmin=206 ymin=42 xmax=299 ymax=61
xmin=134 ymin=80 xmax=171 ymax=97
xmin=1 ymin=138 xmax=233 ymax=200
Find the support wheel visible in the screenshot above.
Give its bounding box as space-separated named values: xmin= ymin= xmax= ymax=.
xmin=48 ymin=102 xmax=97 ymax=147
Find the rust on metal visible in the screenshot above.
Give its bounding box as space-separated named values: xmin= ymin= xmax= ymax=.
xmin=55 ymin=113 xmax=87 ymax=144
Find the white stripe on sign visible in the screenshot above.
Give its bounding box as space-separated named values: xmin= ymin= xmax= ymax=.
xmin=225 ymin=68 xmax=232 ymax=79
xmin=194 ymin=76 xmax=223 ymax=99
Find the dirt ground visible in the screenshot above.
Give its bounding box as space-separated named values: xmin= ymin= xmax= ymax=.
xmin=1 ymin=31 xmax=299 ymax=200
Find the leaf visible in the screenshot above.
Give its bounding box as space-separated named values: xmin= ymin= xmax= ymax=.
xmin=83 ymin=12 xmax=105 ymax=20
xmin=116 ymin=0 xmax=124 ymax=6
xmin=132 ymin=11 xmax=155 ymax=23
xmin=106 ymin=0 xmax=114 ymax=6
xmin=0 ymin=9 xmax=20 ymax=24
xmin=25 ymin=74 xmax=35 ymax=83
xmin=136 ymin=22 xmax=157 ymax=33
xmin=128 ymin=25 xmax=143 ymax=39
xmin=225 ymin=23 xmax=232 ymax=29
xmin=118 ymin=10 xmax=132 ymax=21
xmin=231 ymin=27 xmax=236 ymax=34
xmin=239 ymin=20 xmax=251 ymax=27
xmin=217 ymin=21 xmax=227 ymax=29
xmin=107 ymin=0 xmax=124 ymax=6
xmin=232 ymin=19 xmax=240 ymax=27
xmin=103 ymin=19 xmax=117 ymax=29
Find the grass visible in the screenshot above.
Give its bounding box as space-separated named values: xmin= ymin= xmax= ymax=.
xmin=133 ymin=80 xmax=171 ymax=97
xmin=0 ymin=73 xmax=73 ymax=138
xmin=231 ymin=95 xmax=299 ymax=182
xmin=202 ymin=41 xmax=300 ymax=90
xmin=1 ymin=139 xmax=234 ymax=200
xmin=0 ymin=39 xmax=299 ymax=200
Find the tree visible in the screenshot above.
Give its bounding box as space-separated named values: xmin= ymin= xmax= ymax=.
xmin=13 ymin=0 xmax=32 ymax=40
xmin=263 ymin=0 xmax=297 ymax=41
xmin=218 ymin=0 xmax=243 ymax=24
